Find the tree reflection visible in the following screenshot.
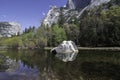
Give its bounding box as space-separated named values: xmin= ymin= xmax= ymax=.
xmin=0 ymin=50 xmax=120 ymax=80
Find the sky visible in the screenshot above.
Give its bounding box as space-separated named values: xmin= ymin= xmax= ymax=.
xmin=0 ymin=0 xmax=67 ymax=30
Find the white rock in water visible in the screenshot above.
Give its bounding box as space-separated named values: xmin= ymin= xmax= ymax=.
xmin=51 ymin=41 xmax=78 ymax=62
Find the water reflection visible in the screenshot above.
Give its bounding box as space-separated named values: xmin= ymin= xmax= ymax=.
xmin=51 ymin=41 xmax=79 ymax=62
xmin=0 ymin=50 xmax=120 ymax=80
xmin=55 ymin=52 xmax=78 ymax=62
xmin=81 ymin=61 xmax=120 ymax=80
xmin=0 ymin=52 xmax=40 ymax=80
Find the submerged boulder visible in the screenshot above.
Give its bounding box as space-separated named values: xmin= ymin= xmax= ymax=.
xmin=51 ymin=41 xmax=78 ymax=62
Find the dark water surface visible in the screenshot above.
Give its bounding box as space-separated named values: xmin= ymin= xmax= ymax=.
xmin=0 ymin=50 xmax=120 ymax=80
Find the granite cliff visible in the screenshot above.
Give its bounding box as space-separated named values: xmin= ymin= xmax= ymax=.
xmin=42 ymin=0 xmax=111 ymax=27
xmin=0 ymin=22 xmax=22 ymax=37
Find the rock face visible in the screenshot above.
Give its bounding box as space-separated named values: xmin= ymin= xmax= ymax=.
xmin=66 ymin=0 xmax=111 ymax=9
xmin=42 ymin=0 xmax=111 ymax=27
xmin=89 ymin=0 xmax=110 ymax=8
xmin=42 ymin=6 xmax=60 ymax=27
xmin=51 ymin=41 xmax=78 ymax=62
xmin=66 ymin=0 xmax=91 ymax=9
xmin=0 ymin=22 xmax=22 ymax=37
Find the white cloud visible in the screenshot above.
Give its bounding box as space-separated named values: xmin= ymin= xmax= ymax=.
xmin=63 ymin=5 xmax=66 ymax=7
xmin=49 ymin=5 xmax=52 ymax=8
xmin=42 ymin=12 xmax=46 ymax=16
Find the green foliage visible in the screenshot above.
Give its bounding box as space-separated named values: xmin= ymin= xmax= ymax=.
xmin=24 ymin=26 xmax=35 ymax=33
xmin=0 ymin=37 xmax=23 ymax=48
xmin=1 ymin=5 xmax=120 ymax=48
xmin=58 ymin=8 xmax=65 ymax=27
xmin=51 ymin=24 xmax=67 ymax=46
xmin=63 ymin=24 xmax=80 ymax=44
xmin=0 ymin=26 xmax=48 ymax=49
xmin=100 ymin=6 xmax=120 ymax=46
xmin=80 ymin=5 xmax=120 ymax=47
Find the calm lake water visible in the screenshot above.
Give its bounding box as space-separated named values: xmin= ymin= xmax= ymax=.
xmin=0 ymin=50 xmax=120 ymax=80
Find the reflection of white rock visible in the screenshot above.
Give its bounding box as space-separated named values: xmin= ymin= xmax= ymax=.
xmin=5 ymin=56 xmax=19 ymax=72
xmin=51 ymin=41 xmax=78 ymax=54
xmin=56 ymin=52 xmax=78 ymax=62
xmin=51 ymin=41 xmax=78 ymax=62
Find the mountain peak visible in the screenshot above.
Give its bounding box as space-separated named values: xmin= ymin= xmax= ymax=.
xmin=66 ymin=0 xmax=91 ymax=9
xmin=42 ymin=0 xmax=111 ymax=27
xmin=66 ymin=0 xmax=110 ymax=9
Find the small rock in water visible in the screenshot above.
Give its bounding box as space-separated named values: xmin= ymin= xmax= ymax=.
xmin=51 ymin=40 xmax=78 ymax=62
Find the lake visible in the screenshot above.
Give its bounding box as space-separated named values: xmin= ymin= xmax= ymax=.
xmin=0 ymin=50 xmax=120 ymax=80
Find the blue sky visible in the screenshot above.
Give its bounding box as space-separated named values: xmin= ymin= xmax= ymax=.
xmin=0 ymin=0 xmax=67 ymax=30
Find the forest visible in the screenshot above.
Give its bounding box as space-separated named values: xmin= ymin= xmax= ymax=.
xmin=0 ymin=4 xmax=120 ymax=49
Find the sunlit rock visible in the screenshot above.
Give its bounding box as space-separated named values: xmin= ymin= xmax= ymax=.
xmin=66 ymin=0 xmax=110 ymax=10
xmin=42 ymin=6 xmax=60 ymax=27
xmin=89 ymin=0 xmax=110 ymax=8
xmin=66 ymin=0 xmax=91 ymax=10
xmin=0 ymin=22 xmax=22 ymax=37
xmin=51 ymin=41 xmax=78 ymax=62
xmin=42 ymin=0 xmax=111 ymax=27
